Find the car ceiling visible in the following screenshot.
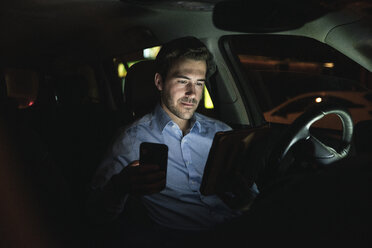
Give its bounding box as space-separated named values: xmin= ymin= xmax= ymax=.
xmin=1 ymin=1 xmax=150 ymax=61
xmin=1 ymin=0 xmax=371 ymax=68
xmin=0 ymin=0 xmax=227 ymax=58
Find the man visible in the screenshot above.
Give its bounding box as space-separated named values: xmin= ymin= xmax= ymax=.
xmin=89 ymin=37 xmax=256 ymax=236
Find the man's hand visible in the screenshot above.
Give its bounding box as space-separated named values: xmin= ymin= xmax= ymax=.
xmin=218 ymin=172 xmax=258 ymax=212
xmin=111 ymin=160 xmax=166 ymax=196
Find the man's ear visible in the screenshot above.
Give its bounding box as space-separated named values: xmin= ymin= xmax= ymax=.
xmin=154 ymin=73 xmax=163 ymax=91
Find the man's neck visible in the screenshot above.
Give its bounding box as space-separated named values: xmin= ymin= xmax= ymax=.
xmin=177 ymin=120 xmax=191 ymax=136
xmin=170 ymin=115 xmax=190 ymax=135
xmin=160 ymin=104 xmax=191 ymax=135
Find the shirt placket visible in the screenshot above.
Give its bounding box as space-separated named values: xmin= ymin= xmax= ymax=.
xmin=181 ymin=134 xmax=201 ymax=192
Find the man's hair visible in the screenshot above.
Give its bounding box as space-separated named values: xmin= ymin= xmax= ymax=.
xmin=155 ymin=36 xmax=216 ymax=81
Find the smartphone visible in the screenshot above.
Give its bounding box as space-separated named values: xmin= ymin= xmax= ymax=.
xmin=139 ymin=142 xmax=168 ymax=172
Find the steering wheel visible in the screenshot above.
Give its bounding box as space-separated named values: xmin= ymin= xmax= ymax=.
xmin=270 ymin=104 xmax=353 ymax=174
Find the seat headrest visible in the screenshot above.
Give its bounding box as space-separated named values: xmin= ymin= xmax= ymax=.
xmin=54 ymin=74 xmax=89 ymax=105
xmin=124 ymin=60 xmax=160 ymax=119
xmin=3 ymin=68 xmax=39 ymax=109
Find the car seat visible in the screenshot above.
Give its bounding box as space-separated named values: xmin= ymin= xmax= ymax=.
xmin=89 ymin=60 xmax=160 ymax=246
xmin=124 ymin=60 xmax=160 ymax=120
xmin=0 ymin=69 xmax=77 ymax=245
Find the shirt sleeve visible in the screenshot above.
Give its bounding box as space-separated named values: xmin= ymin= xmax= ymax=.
xmin=86 ymin=127 xmax=137 ymax=223
xmin=214 ymin=118 xmax=233 ymax=132
xmin=91 ymin=128 xmax=137 ymax=189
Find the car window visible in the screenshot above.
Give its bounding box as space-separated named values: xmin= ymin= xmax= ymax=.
xmin=228 ymin=35 xmax=372 ymax=129
xmin=273 ymin=95 xmax=365 ymax=117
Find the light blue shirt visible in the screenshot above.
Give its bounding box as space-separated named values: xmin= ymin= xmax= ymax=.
xmin=92 ymin=104 xmax=241 ymax=230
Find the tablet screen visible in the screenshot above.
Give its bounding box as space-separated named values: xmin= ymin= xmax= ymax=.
xmin=200 ymin=126 xmax=270 ymax=195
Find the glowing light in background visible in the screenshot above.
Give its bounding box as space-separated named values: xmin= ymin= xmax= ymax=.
xmin=143 ymin=46 xmax=161 ymax=59
xmin=315 ymin=97 xmax=322 ymax=103
xmin=204 ymin=86 xmax=214 ymax=109
xmin=118 ymin=63 xmax=127 ymax=78
xmin=323 ymin=62 xmax=334 ymax=68
xmin=127 ymin=62 xmax=137 ymax=68
xmin=28 ymin=101 xmax=34 ymax=107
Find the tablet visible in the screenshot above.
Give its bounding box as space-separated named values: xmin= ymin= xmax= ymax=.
xmin=200 ymin=125 xmax=270 ymax=195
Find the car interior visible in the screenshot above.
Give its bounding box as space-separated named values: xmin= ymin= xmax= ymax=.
xmin=0 ymin=0 xmax=371 ymax=247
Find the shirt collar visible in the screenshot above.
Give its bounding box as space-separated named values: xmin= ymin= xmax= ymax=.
xmin=190 ymin=114 xmax=202 ymax=133
xmin=153 ymin=104 xmax=172 ymax=132
xmin=153 ymin=104 xmax=202 ymax=133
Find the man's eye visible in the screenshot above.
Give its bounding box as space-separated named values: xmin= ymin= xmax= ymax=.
xmin=196 ymin=82 xmax=204 ymax=86
xmin=178 ymin=80 xmax=188 ymax=84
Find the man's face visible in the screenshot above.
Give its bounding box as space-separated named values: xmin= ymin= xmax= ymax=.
xmin=156 ymin=58 xmax=207 ymax=121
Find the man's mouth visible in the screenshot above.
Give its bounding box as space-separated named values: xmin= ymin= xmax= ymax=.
xmin=181 ymin=102 xmax=194 ymax=107
xmin=181 ymin=99 xmax=197 ymax=108
xmin=180 ymin=98 xmax=197 ymax=107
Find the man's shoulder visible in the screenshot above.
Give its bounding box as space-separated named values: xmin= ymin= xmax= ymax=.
xmin=118 ymin=113 xmax=154 ymax=136
xmin=195 ymin=112 xmax=232 ymax=131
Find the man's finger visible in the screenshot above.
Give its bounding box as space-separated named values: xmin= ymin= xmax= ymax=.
xmin=128 ymin=160 xmax=140 ymax=167
xmin=132 ymin=178 xmax=166 ymax=195
xmin=131 ymin=170 xmax=166 ymax=184
xmin=234 ymin=173 xmax=252 ymax=194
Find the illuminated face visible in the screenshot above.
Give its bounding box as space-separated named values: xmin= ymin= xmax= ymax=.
xmin=155 ymin=58 xmax=206 ymax=122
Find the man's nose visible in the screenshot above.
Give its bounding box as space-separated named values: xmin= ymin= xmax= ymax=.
xmin=186 ymin=82 xmax=196 ymax=95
